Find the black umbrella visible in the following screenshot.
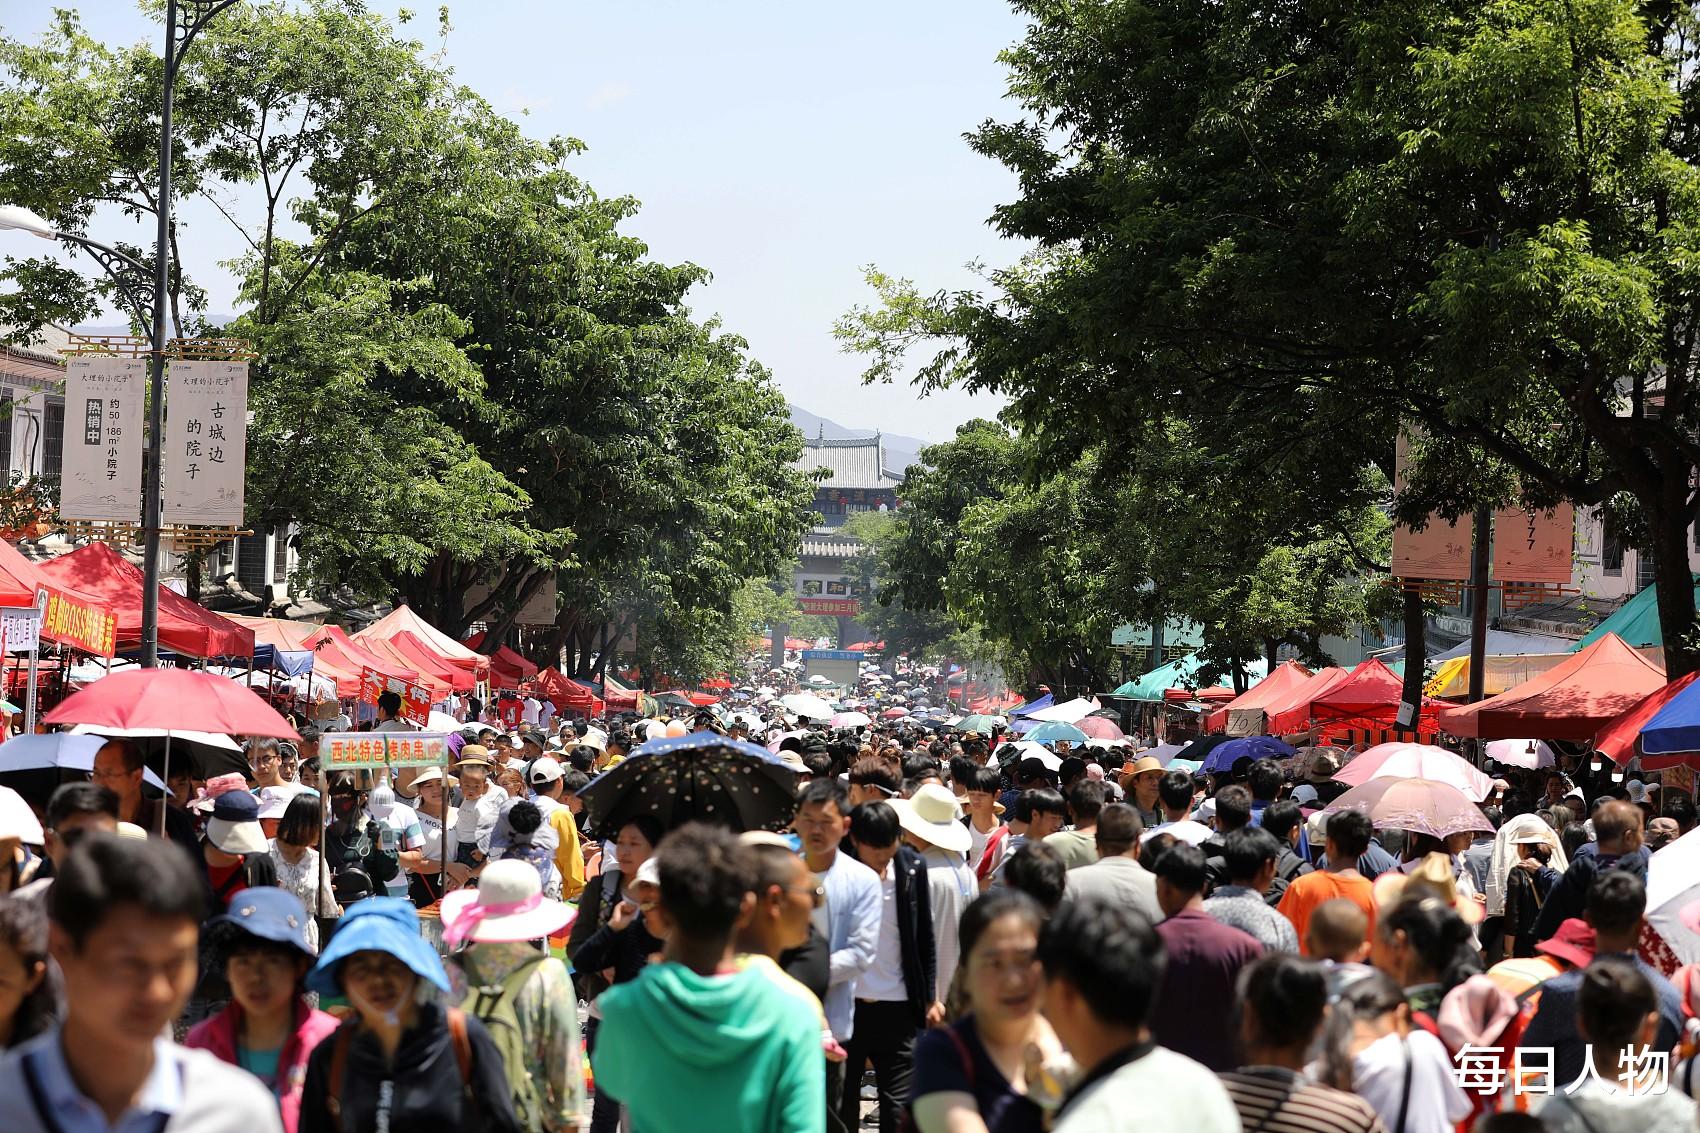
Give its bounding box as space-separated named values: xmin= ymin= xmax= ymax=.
xmin=1172 ymin=733 xmax=1236 ymax=770
xmin=577 ymin=730 xmax=799 ymax=838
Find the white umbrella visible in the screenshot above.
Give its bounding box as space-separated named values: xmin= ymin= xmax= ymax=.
xmin=1647 ymin=826 xmax=1700 ymax=965
xmin=730 ymin=710 xmax=766 ymax=731
xmin=781 ymin=693 xmax=834 ymax=720
xmin=426 ymin=710 xmax=463 ymax=734
xmin=1025 ymin=696 xmax=1101 ymax=724
xmin=1484 ymin=738 xmax=1557 ymax=770
xmin=808 ymin=674 xmax=833 ymax=685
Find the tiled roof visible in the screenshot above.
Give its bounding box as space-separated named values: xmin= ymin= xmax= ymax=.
xmin=792 ymin=434 xmax=904 ymax=490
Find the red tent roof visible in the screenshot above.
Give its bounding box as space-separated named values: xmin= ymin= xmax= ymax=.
xmin=227 ymin=615 xmax=363 ymax=696
xmin=36 ymin=543 xmax=253 ymax=660
xmin=300 ymin=624 xmax=425 ymax=692
xmin=358 ymin=604 xmax=487 ymax=679
xmin=0 ymin=539 xmax=117 ymax=656
xmin=1439 ymin=633 xmax=1666 ymax=741
xmin=490 ymin=645 xmax=537 ymax=681
xmin=1263 ymin=667 xmax=1351 ymax=735
xmin=538 ymin=667 xmax=604 ymax=715
xmin=389 ymin=630 xmax=476 ymax=693
xmin=1204 ymin=659 xmax=1313 ymax=732
xmin=1310 ymin=658 xmax=1445 ymax=727
xmin=353 ymin=634 xmax=454 ymax=699
xmin=1594 ymin=671 xmax=1700 ymax=765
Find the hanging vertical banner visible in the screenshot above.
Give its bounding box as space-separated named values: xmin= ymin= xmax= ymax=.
xmin=1390 ymin=433 xmax=1474 ymax=580
xmin=1493 ymin=503 xmax=1576 ymax=584
xmin=60 ymin=356 xmax=146 ymax=522
xmin=162 ymin=359 xmax=248 ymax=525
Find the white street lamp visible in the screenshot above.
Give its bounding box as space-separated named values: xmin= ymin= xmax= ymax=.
xmin=0 ymin=205 xmax=58 ymax=240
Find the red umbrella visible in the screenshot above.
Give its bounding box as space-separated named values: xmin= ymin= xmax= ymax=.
xmin=1077 ymin=716 xmax=1125 ymax=741
xmin=45 ymin=667 xmax=300 ymax=740
xmin=881 ymin=707 xmax=910 ymax=720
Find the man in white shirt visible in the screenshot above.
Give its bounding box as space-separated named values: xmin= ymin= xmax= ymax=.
xmin=891 ymin=783 xmax=976 ymax=995
xmin=522 ymin=695 xmax=542 ymax=726
xmin=1039 ymin=897 xmax=1241 ymax=1133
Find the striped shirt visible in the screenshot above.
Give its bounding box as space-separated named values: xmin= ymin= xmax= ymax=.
xmin=1219 ymin=1067 xmax=1387 ymax=1133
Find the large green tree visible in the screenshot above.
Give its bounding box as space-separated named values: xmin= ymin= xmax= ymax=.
xmin=841 ymin=0 xmax=1700 ymax=675
xmin=0 ymin=2 xmax=814 ymax=675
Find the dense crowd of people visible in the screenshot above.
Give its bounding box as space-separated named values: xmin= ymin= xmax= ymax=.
xmin=0 ymin=676 xmax=1697 ymax=1132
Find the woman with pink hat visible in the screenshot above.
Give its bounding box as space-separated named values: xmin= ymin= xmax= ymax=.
xmin=443 ymin=859 xmax=582 ymax=1133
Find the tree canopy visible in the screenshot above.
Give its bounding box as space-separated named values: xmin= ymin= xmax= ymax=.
xmin=0 ymin=2 xmax=815 ymax=679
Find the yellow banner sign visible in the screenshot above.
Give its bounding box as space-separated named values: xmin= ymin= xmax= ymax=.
xmin=37 ymin=587 xmax=116 ymax=657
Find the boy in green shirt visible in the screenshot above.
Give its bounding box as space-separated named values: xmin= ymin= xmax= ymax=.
xmin=593 ymin=822 xmax=825 ymax=1133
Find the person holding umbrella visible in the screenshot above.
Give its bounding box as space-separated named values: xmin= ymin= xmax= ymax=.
xmin=90 ymin=738 xmax=197 ymax=855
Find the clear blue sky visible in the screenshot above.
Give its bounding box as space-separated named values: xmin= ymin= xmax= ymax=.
xmin=10 ymin=1 xmax=1023 ymax=442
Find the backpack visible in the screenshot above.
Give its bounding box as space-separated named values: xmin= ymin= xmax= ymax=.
xmin=325 ymin=1008 xmax=474 ymax=1130
xmin=461 ymin=955 xmax=550 ymax=1130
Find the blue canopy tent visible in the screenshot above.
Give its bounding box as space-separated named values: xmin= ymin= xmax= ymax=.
xmin=1011 ymin=693 xmax=1055 ymax=718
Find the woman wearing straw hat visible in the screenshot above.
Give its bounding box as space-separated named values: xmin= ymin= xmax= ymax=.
xmin=296 ymin=898 xmax=520 ymax=1133
xmin=443 ymin=859 xmax=584 ymax=1133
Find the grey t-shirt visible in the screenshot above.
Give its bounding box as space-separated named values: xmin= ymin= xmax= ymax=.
xmin=1538 ymin=1079 xmax=1700 ymax=1133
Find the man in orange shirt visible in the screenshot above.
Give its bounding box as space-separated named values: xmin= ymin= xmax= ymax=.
xmin=1277 ymin=809 xmax=1377 ymax=955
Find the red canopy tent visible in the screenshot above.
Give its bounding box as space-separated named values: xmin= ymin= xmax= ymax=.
xmin=1309 ymin=658 xmax=1445 ymax=733
xmin=1439 ymin=632 xmax=1666 ymax=741
xmin=0 ymin=539 xmax=117 ymax=656
xmin=1203 ymin=660 xmax=1313 ymax=733
xmin=227 ymin=615 xmax=363 ymax=697
xmin=1593 ymin=671 xmax=1700 ymax=765
xmin=301 ymin=624 xmax=427 ymax=693
xmin=37 ymin=543 xmax=252 ymax=660
xmin=1263 ymin=667 xmax=1351 ymax=736
xmin=353 ymin=634 xmax=455 ymax=699
xmin=538 ymin=667 xmax=604 ymax=715
xmin=388 ymin=630 xmax=476 ymax=693
xmin=1165 ymin=686 xmax=1235 ymax=703
xmin=490 ymin=646 xmax=538 ymax=685
xmin=603 ymin=673 xmax=642 ymax=712
xmin=358 ymin=604 xmax=488 ymax=681
xmin=701 ymin=677 xmax=734 ymax=691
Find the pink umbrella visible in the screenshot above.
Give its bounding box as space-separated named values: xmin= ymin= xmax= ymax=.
xmin=1334 ymin=742 xmax=1494 ymax=802
xmin=882 ymin=707 xmax=910 ymax=720
xmin=1321 ymin=777 xmax=1494 ymax=840
xmin=829 ymin=711 xmax=872 ymax=729
xmin=1077 ymin=716 xmax=1125 ymax=741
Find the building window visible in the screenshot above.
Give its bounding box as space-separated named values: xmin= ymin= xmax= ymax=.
xmin=1637 ymin=551 xmax=1657 ymax=593
xmin=42 ymin=399 xmax=63 ymax=482
xmin=818 ymin=497 xmax=845 ymax=516
xmin=235 ymin=535 xmax=266 ymax=593
xmin=1602 ymin=518 xmax=1624 ymax=576
xmin=0 ymin=393 xmax=13 ymax=479
xmin=271 ymin=526 xmax=290 ymax=586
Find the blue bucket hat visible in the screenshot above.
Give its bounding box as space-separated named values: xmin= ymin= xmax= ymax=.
xmin=306 ymin=897 xmax=449 ymax=996
xmin=209 ymin=887 xmax=316 ymax=958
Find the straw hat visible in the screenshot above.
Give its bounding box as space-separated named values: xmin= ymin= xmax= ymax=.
xmin=890 ymin=783 xmax=971 ymax=853
xmin=1373 ymin=851 xmax=1483 ymax=924
xmin=440 ymin=858 xmax=575 ymax=949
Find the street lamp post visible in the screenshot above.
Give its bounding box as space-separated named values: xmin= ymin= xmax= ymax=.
xmin=1 ymin=0 xmax=238 ymax=668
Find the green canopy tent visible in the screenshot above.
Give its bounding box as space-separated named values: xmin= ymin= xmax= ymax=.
xmin=1573 ymin=576 xmax=1700 ymax=651
xmin=1109 ymin=653 xmax=1268 ymax=702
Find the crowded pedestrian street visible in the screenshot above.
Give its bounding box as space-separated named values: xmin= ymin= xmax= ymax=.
xmin=8 ymin=1 xmax=1700 ymax=1132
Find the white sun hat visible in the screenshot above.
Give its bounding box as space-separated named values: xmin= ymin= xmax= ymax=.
xmin=0 ymin=785 xmax=43 ymax=844
xmin=890 ymin=783 xmax=971 ymax=853
xmin=440 ymin=858 xmax=576 ymax=949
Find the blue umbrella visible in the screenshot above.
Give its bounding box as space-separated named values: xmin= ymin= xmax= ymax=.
xmin=1025 ymin=721 xmax=1090 ymax=746
xmin=0 ymin=732 xmax=171 ymax=792
xmin=1199 ymin=735 xmax=1297 ymax=775
xmin=576 ymin=730 xmax=799 ymax=837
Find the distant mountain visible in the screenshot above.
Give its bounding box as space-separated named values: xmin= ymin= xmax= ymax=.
xmin=72 ymin=314 xmax=242 ymax=337
xmin=788 ymin=404 xmax=926 ymax=476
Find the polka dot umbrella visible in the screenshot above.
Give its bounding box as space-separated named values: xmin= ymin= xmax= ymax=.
xmin=576 ymin=730 xmax=801 ymax=838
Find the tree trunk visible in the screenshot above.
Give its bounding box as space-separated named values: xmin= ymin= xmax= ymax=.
xmin=1399 ymin=586 xmax=1428 ymax=713
xmin=1650 ymin=475 xmax=1700 ymax=678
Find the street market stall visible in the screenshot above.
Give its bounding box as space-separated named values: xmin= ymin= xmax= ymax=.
xmin=1203 ymin=659 xmax=1312 ymax=735
xmin=36 ymin=542 xmax=252 ymax=660
xmin=1438 ymin=632 xmax=1666 ymax=741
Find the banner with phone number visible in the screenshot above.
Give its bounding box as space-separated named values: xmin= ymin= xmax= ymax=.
xmin=320 ymin=731 xmax=450 ymax=770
